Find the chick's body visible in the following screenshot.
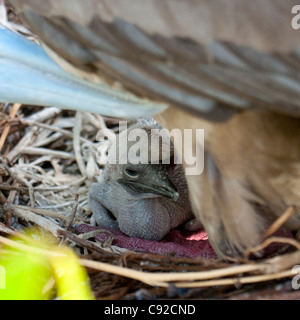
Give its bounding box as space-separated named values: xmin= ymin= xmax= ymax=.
xmin=89 ymin=163 xmax=192 ymax=240
xmin=89 ymin=119 xmax=193 ymax=240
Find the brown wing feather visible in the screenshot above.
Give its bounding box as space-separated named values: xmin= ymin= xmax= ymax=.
xmin=7 ymin=0 xmax=300 ymax=119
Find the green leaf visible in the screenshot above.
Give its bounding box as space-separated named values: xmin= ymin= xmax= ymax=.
xmin=50 ymin=246 xmax=95 ymax=300
xmin=0 ymin=228 xmax=94 ymax=300
xmin=0 ymin=234 xmax=53 ymax=300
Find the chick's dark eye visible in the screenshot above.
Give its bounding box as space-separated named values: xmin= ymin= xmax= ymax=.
xmin=125 ymin=169 xmax=139 ymax=178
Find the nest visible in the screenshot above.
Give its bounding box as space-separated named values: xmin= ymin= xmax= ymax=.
xmin=0 ymin=103 xmax=300 ymax=300
xmin=1 ymin=1 xmax=300 ymax=300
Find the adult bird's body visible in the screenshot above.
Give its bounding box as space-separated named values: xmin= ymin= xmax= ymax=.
xmin=3 ymin=0 xmax=300 ymax=257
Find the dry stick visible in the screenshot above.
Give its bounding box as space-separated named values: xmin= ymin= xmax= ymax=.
xmin=6 ymin=180 xmax=18 ymax=226
xmin=22 ymin=120 xmax=74 ymax=137
xmin=181 ymin=250 xmax=300 ymax=288
xmin=66 ymin=194 xmax=79 ymax=230
xmin=0 ymin=184 xmax=29 ymax=192
xmin=78 ymin=229 xmax=115 ymax=248
xmin=263 ymin=249 xmax=300 ymax=273
xmin=3 ymin=162 xmax=35 ymax=207
xmin=0 ymin=183 xmax=75 ymax=194
xmin=173 ymin=270 xmax=295 ymax=288
xmin=7 ymin=107 xmax=61 ymax=162
xmin=10 ymin=169 xmax=55 ymax=185
xmin=12 ymin=204 xmax=69 ymax=221
xmin=0 ymin=235 xmax=65 ymax=256
xmin=78 ymin=259 xmax=264 ymax=287
xmin=0 ymin=222 xmax=15 ymax=236
xmin=22 ymin=119 xmax=92 ymax=145
xmin=22 ymin=147 xmax=75 ymax=160
xmin=6 ymin=126 xmax=39 ymax=163
xmin=33 ymin=132 xmax=63 ymax=148
xmin=0 ymin=103 xmax=21 ymax=153
xmin=35 ymin=178 xmax=86 ymax=191
xmin=245 ymin=236 xmax=300 ymax=259
xmin=0 ymin=190 xmax=6 ymax=205
xmin=11 ymin=206 xmax=64 ymax=236
xmin=38 ymin=202 xmax=75 ymax=210
xmin=57 ymin=229 xmax=118 ymax=257
xmin=263 ymin=206 xmax=297 ymax=239
xmin=73 ymin=112 xmax=86 ymax=177
xmin=84 ymin=112 xmax=106 ymax=130
xmin=4 ymin=207 xmax=13 ymax=227
xmin=26 ymin=107 xmax=62 ymax=123
xmin=0 ymin=190 xmax=10 ymax=225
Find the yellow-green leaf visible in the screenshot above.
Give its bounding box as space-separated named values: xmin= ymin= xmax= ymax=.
xmin=0 ymin=228 xmax=94 ymax=300
xmin=0 ymin=232 xmax=53 ymax=300
xmin=50 ymin=246 xmax=95 ymax=300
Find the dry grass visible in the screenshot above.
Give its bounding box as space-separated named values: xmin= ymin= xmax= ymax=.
xmin=1 ymin=0 xmax=300 ymax=300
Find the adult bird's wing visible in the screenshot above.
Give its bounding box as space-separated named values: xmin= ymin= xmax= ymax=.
xmin=7 ymin=0 xmax=300 ymax=121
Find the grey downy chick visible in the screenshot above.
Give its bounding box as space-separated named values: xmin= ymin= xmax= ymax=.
xmin=89 ymin=118 xmax=195 ymax=241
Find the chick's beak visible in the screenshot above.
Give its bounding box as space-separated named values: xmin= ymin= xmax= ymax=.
xmin=146 ymin=174 xmax=179 ymax=202
xmin=121 ymin=171 xmax=179 ymax=202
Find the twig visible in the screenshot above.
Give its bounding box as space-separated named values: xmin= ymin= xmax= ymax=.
xmin=263 ymin=249 xmax=300 ymax=273
xmin=12 ymin=204 xmax=69 ymax=221
xmin=171 ymin=270 xmax=295 ymax=288
xmin=22 ymin=147 xmax=75 ymax=160
xmin=0 ymin=189 xmax=6 ymax=205
xmin=0 ymin=184 xmax=31 ymax=192
xmin=263 ymin=206 xmax=297 ymax=239
xmin=21 ymin=120 xmax=73 ymax=138
xmin=244 ymin=236 xmax=300 ymax=259
xmin=66 ymin=194 xmax=79 ymax=230
xmin=33 ymin=132 xmax=63 ymax=148
xmin=5 ymin=180 xmax=18 ymax=226
xmin=57 ymin=229 xmax=118 ymax=257
xmin=3 ymin=162 xmax=35 ymax=206
xmin=25 ymin=107 xmax=61 ymax=122
xmin=22 ymin=119 xmax=92 ymax=145
xmin=78 ymin=229 xmax=115 ymax=248
xmin=0 ymin=103 xmax=21 ymax=153
xmin=84 ymin=112 xmax=107 ymax=130
xmin=78 ymin=259 xmax=262 ymax=288
xmin=73 ymin=112 xmax=86 ymax=176
xmin=11 ymin=206 xmax=64 ymax=236
xmin=37 ymin=202 xmax=75 ymax=210
xmin=7 ymin=107 xmax=61 ymax=162
xmin=0 ymin=234 xmax=65 ymax=256
xmin=0 ymin=222 xmax=15 ymax=236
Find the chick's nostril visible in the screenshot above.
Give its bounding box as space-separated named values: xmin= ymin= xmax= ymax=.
xmin=172 ymin=191 xmax=179 ymax=202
